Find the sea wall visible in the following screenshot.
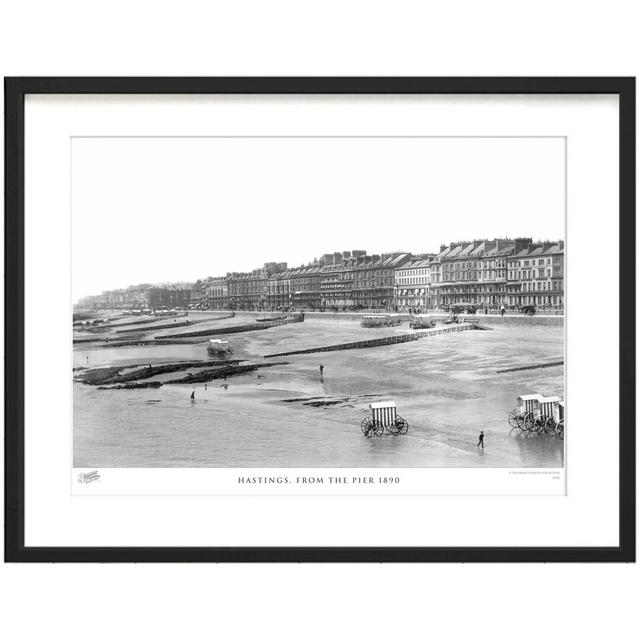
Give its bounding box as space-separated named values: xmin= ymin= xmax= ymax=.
xmin=194 ymin=309 xmax=564 ymax=327
xmin=456 ymin=314 xmax=564 ymax=327
xmin=300 ymin=311 xmax=564 ymax=327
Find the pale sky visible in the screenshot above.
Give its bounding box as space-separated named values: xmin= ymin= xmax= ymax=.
xmin=72 ymin=136 xmax=565 ymax=301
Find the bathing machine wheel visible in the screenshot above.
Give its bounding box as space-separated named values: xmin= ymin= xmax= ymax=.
xmin=508 ymin=408 xmax=522 ymax=429
xmin=386 ymin=416 xmax=409 ymax=436
xmin=522 ymin=412 xmax=536 ymax=432
xmin=361 ymin=417 xmax=384 ymax=438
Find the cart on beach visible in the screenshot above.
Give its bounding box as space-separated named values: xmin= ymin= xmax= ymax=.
xmin=361 ymin=401 xmax=409 ymax=437
xmin=207 ymin=338 xmax=232 ymax=355
xmin=556 ymin=400 xmax=565 ymax=439
xmin=361 ymin=314 xmax=402 ymax=328
xmin=508 ymin=394 xmax=564 ymax=437
xmin=409 ymin=314 xmax=436 ymax=329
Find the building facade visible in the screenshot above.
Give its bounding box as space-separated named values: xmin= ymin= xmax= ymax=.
xmin=190 ymin=280 xmax=205 ymax=308
xmin=429 ymin=238 xmax=564 ymax=311
xmin=507 ymin=241 xmax=564 ymax=309
xmin=205 ymin=277 xmax=228 ymax=310
xmin=290 ymin=265 xmax=322 ymax=310
xmin=351 ymin=253 xmax=412 ymax=310
xmin=75 ymin=240 xmax=565 ymax=313
xmin=227 ymin=263 xmax=286 ymax=310
xmin=267 ymin=268 xmax=292 ymax=309
xmin=394 ymin=257 xmax=434 ymax=310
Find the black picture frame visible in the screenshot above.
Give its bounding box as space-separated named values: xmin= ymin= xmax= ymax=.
xmin=4 ymin=77 xmax=636 ymax=563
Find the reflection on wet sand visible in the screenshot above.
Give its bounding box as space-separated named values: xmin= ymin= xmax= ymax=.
xmin=74 ymin=315 xmax=564 ymax=468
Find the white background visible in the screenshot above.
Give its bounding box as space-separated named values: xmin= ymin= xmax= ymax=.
xmin=29 ymin=94 xmax=610 ymax=546
xmin=1 ymin=2 xmax=638 ymax=640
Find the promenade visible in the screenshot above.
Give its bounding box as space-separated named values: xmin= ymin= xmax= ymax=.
xmin=204 ymin=309 xmax=565 ymax=327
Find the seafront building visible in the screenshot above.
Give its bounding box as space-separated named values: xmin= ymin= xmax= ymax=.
xmin=431 ymin=238 xmax=527 ymax=309
xmin=395 ymin=256 xmax=435 ymax=310
xmin=205 ymin=276 xmax=229 ymax=310
xmin=76 ymin=237 xmax=565 ymax=313
xmin=507 ymin=241 xmax=564 ymax=308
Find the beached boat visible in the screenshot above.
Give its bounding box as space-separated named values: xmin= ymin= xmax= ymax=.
xmin=207 ymin=338 xmax=232 ymax=354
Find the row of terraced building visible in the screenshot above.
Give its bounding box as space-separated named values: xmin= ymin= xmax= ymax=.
xmin=77 ymin=237 xmax=564 ymax=312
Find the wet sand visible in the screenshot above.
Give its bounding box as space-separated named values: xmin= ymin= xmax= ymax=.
xmin=73 ymin=316 xmax=564 ymax=468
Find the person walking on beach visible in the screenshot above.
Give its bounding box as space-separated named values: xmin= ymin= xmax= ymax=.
xmin=477 ymin=430 xmax=485 ymax=449
xmin=500 ymin=304 xmax=506 ymax=317
xmin=190 ymin=390 xmax=195 ymax=400
xmin=319 ymin=364 xmax=324 ymax=377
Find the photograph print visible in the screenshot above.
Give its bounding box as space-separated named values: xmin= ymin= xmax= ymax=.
xmin=72 ymin=135 xmax=565 ymax=471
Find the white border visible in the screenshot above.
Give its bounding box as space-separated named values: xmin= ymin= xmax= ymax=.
xmin=25 ymin=94 xmax=619 ymax=547
xmin=73 ymin=467 xmax=565 ymax=497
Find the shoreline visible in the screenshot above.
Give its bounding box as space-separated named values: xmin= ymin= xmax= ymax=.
xmin=73 ymin=320 xmax=564 ymax=468
xmin=187 ymin=309 xmax=565 ymax=327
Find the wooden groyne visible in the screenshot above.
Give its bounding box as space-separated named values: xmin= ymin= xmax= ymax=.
xmin=106 ymin=314 xmax=187 ymax=329
xmin=264 ymin=333 xmax=419 ymax=357
xmin=256 ymin=315 xmax=287 ymax=322
xmin=115 ymin=319 xmax=206 ymax=334
xmin=264 ymin=321 xmax=484 ymax=358
xmin=496 ymin=360 xmax=564 ymax=374
xmin=266 ymin=314 xmax=304 ymax=326
xmin=154 ymin=314 xmax=303 ymax=340
xmin=201 ymin=312 xmax=235 ymax=321
xmin=411 ymin=322 xmax=491 ymax=337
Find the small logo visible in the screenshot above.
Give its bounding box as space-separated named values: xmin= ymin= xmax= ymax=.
xmin=77 ymin=470 xmax=101 ymax=484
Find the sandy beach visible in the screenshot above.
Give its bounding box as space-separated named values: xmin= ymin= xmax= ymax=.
xmin=73 ymin=314 xmax=564 ymax=468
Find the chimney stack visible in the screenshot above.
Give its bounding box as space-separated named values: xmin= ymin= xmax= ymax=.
xmin=514 ymin=237 xmax=533 ymax=253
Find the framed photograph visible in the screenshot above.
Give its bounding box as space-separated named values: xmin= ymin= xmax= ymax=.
xmin=5 ymin=77 xmax=635 ymax=562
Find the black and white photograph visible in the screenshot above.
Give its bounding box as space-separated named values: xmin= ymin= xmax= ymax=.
xmin=6 ymin=77 xmax=632 ymax=565
xmin=72 ymin=135 xmax=566 ymax=471
xmin=2 ymin=2 xmax=638 ymax=639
